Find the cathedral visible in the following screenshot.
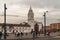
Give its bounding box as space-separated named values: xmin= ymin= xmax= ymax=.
xmin=27 ymin=7 xmax=42 ymax=31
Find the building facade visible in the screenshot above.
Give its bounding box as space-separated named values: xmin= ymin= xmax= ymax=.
xmin=42 ymin=23 xmax=60 ymax=32
xmin=0 ymin=23 xmax=31 ymax=33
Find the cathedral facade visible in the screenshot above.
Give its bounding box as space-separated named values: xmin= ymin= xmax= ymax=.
xmin=27 ymin=7 xmax=41 ymax=31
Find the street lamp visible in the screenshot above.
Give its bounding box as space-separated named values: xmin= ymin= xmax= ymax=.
xmin=43 ymin=11 xmax=48 ymax=36
xmin=4 ymin=3 xmax=7 ymax=40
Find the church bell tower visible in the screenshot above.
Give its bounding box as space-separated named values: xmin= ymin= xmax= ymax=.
xmin=28 ymin=7 xmax=34 ymax=24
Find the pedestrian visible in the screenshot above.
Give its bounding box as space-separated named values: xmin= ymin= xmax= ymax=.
xmin=17 ymin=32 xmax=20 ymax=37
xmin=32 ymin=31 xmax=36 ymax=40
xmin=36 ymin=32 xmax=38 ymax=38
xmin=39 ymin=31 xmax=41 ymax=36
xmin=15 ymin=30 xmax=18 ymax=36
xmin=31 ymin=29 xmax=33 ymax=34
xmin=21 ymin=32 xmax=23 ymax=38
xmin=0 ymin=31 xmax=2 ymax=40
xmin=13 ymin=30 xmax=14 ymax=34
xmin=17 ymin=32 xmax=20 ymax=39
xmin=47 ymin=31 xmax=51 ymax=36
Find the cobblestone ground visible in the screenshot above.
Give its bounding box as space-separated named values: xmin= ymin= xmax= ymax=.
xmin=1 ymin=33 xmax=60 ymax=40
xmin=1 ymin=38 xmax=60 ymax=40
xmin=2 ymin=33 xmax=33 ymax=39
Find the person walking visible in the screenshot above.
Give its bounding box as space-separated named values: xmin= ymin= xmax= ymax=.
xmin=47 ymin=31 xmax=51 ymax=36
xmin=0 ymin=31 xmax=2 ymax=40
xmin=20 ymin=32 xmax=23 ymax=39
xmin=32 ymin=31 xmax=36 ymax=40
xmin=17 ymin=32 xmax=20 ymax=40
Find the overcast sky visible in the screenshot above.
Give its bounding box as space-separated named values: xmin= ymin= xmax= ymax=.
xmin=0 ymin=0 xmax=60 ymax=25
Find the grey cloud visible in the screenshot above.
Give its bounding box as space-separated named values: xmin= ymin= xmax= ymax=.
xmin=0 ymin=0 xmax=60 ymax=25
xmin=1 ymin=0 xmax=60 ymax=9
xmin=20 ymin=0 xmax=60 ymax=9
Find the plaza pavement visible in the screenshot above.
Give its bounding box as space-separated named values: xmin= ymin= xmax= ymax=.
xmin=1 ymin=33 xmax=60 ymax=40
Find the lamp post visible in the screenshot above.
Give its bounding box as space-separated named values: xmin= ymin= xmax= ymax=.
xmin=4 ymin=3 xmax=7 ymax=40
xmin=43 ymin=11 xmax=48 ymax=36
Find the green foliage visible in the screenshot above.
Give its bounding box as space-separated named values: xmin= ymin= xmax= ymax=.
xmin=57 ymin=28 xmax=60 ymax=32
xmin=52 ymin=28 xmax=60 ymax=32
xmin=52 ymin=29 xmax=57 ymax=32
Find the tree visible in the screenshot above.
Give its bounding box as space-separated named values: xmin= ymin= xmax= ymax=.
xmin=52 ymin=29 xmax=57 ymax=33
xmin=57 ymin=28 xmax=60 ymax=36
